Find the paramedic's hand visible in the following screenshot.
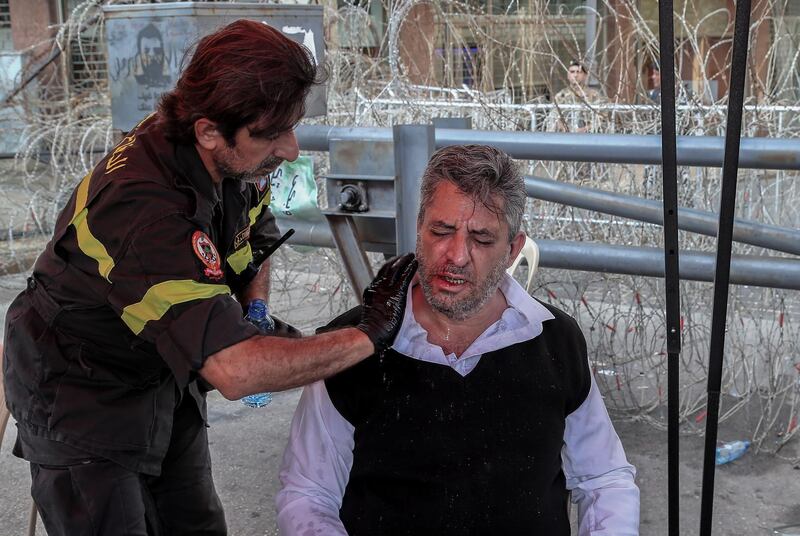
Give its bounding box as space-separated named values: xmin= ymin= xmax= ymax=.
xmin=270 ymin=316 xmax=302 ymax=338
xmin=356 ymin=253 xmax=417 ymax=353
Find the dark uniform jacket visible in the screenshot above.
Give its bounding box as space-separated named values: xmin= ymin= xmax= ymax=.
xmin=3 ymin=113 xmax=280 ymax=475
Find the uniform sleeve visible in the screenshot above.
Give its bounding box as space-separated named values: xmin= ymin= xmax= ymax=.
xmin=106 ymin=212 xmax=260 ymax=388
xmin=562 ymin=376 xmax=640 ymax=536
xmin=276 ymin=381 xmax=354 ymax=536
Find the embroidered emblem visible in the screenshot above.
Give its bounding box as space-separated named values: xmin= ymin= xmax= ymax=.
xmin=192 ymin=231 xmax=223 ymax=280
xmin=104 ymin=133 xmax=136 ymax=175
xmin=233 ymin=226 xmax=251 ymax=249
xmin=256 ymin=177 xmax=269 ymax=192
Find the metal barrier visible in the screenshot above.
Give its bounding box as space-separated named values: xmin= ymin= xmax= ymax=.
xmin=353 ymin=94 xmax=800 ymax=136
xmin=297 ymin=125 xmax=800 ymax=169
xmin=291 ymin=120 xmax=799 ymax=536
xmin=289 ymin=124 xmax=800 ymax=296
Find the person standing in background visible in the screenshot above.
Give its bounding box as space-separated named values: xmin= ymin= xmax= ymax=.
xmin=548 ymin=59 xmax=608 ymax=133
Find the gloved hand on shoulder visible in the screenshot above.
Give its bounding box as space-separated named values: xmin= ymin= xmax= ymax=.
xmin=356 ymin=253 xmax=418 ymax=353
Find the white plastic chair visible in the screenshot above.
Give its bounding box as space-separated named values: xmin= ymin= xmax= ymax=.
xmin=506 ymin=234 xmax=540 ymax=292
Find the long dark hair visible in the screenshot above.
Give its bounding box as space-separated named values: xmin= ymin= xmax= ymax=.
xmin=157 ymin=19 xmax=325 ymax=145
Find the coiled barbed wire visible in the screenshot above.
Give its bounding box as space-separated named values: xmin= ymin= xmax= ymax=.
xmin=2 ymin=0 xmax=799 ymax=458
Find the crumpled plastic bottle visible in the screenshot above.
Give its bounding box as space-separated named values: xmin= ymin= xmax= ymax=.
xmin=240 ymin=299 xmax=275 ymax=408
xmin=715 ymin=440 xmax=750 ymax=465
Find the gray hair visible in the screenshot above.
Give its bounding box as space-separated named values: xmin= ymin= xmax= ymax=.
xmin=417 ymin=145 xmax=525 ymax=241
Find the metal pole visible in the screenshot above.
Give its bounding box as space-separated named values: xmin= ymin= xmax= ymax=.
xmin=323 ymin=215 xmax=374 ymax=297
xmin=279 ymin=219 xmax=800 ymax=291
xmin=584 ymin=0 xmax=598 ymax=87
xmin=523 ymin=175 xmax=800 ymax=256
xmin=393 ymin=125 xmax=435 ymax=254
xmin=296 ymin=125 xmax=800 ymax=170
xmin=657 ymin=0 xmax=681 ymax=532
xmin=700 ymin=0 xmax=752 ymax=534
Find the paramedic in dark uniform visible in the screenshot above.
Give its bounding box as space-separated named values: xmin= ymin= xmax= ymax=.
xmin=2 ymin=20 xmax=416 ymax=536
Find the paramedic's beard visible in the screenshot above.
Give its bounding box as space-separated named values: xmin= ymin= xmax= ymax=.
xmin=215 ymin=154 xmax=284 ymax=184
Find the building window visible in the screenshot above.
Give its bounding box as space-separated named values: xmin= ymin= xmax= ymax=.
xmin=433 ymin=44 xmax=483 ymax=88
xmin=486 ymin=1 xmax=522 ymax=15
xmin=69 ymin=25 xmax=107 ymax=93
xmin=463 ymin=1 xmax=524 ymax=15
xmin=64 ymin=0 xmax=107 ymax=93
xmin=0 ymin=0 xmax=12 ymax=51
xmin=548 ymin=0 xmax=585 ymax=15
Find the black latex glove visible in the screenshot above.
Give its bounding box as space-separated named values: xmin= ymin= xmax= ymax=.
xmin=356 ymin=253 xmax=418 ymax=353
xmin=269 ymin=316 xmax=302 ymax=338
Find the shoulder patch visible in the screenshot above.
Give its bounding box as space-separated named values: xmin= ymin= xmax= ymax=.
xmin=192 ymin=231 xmax=223 ymax=280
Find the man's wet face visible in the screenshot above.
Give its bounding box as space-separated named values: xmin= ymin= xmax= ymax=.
xmin=415 ymin=181 xmax=512 ymax=321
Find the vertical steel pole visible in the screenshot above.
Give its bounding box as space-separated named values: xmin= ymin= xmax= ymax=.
xmin=393 ymin=124 xmax=435 ymax=254
xmin=657 ymin=2 xmax=681 ymax=534
xmin=584 ymin=0 xmax=598 ymax=86
xmin=699 ymin=0 xmax=752 ymax=534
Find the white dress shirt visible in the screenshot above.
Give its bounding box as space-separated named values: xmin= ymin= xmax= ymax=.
xmin=276 ymin=274 xmax=640 ymax=535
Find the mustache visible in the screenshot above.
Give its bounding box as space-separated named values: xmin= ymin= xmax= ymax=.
xmin=256 ymin=156 xmax=283 ymax=172
xmin=429 ymin=263 xmax=473 ymax=279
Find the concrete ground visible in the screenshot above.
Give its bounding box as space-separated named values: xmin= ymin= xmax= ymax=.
xmin=1 ymin=271 xmax=800 ymax=535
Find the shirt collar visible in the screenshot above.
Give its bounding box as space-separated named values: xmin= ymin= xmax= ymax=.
xmin=392 ymin=272 xmax=555 ymax=362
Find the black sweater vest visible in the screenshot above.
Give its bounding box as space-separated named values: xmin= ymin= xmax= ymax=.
xmin=323 ymin=301 xmax=591 ymax=536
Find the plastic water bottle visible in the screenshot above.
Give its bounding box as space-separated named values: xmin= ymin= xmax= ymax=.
xmin=715 ymin=440 xmax=750 ymax=465
xmin=241 ymin=299 xmax=275 ymax=408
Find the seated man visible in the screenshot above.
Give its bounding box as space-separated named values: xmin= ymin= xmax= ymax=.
xmin=276 ymin=145 xmax=640 ymax=535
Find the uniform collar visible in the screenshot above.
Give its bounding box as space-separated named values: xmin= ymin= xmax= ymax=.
xmin=139 ymin=116 xmax=248 ymax=225
xmin=131 ymin=113 xmax=219 ymax=210
xmin=173 ymin=143 xmax=220 ymax=208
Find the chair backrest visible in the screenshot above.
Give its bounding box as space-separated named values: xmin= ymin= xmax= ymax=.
xmin=506 ymin=235 xmax=540 ymax=293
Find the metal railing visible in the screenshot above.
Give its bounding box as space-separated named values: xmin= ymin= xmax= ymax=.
xmin=297 ymin=125 xmax=800 ymax=169
xmin=353 ymin=96 xmax=800 ymax=136
xmin=288 ymin=124 xmax=800 ymax=291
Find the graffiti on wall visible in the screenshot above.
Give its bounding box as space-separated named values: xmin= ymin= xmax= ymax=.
xmin=109 ymin=23 xmax=179 ymax=113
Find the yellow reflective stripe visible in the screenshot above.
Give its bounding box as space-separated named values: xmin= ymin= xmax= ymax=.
xmin=72 ymin=173 xmax=91 ymax=219
xmin=69 ymin=172 xmax=116 ymax=282
xmin=248 ymin=189 xmax=271 ymax=226
xmin=121 ymin=280 xmax=231 ymax=335
xmin=72 ymin=208 xmax=115 ymax=282
xmin=226 ymin=242 xmax=253 ymax=275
